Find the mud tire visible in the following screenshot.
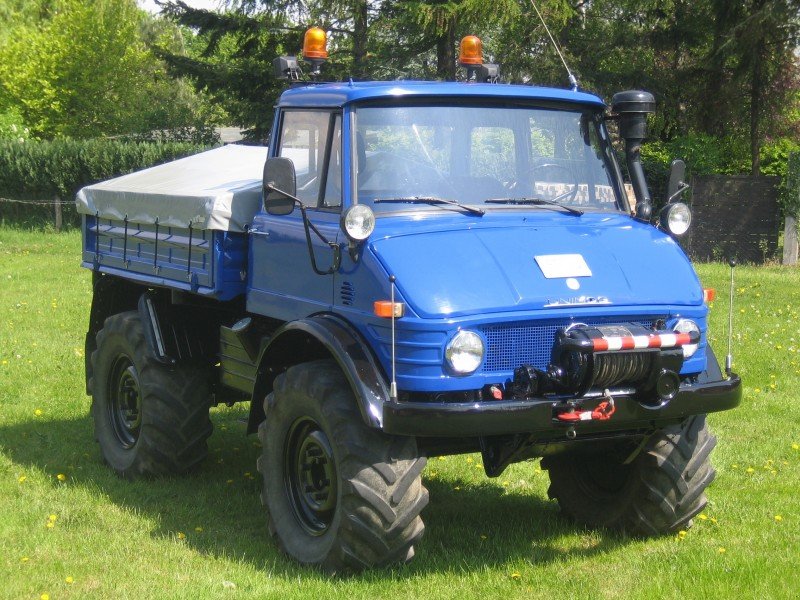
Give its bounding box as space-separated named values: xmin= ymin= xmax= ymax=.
xmin=257 ymin=360 xmax=428 ymax=573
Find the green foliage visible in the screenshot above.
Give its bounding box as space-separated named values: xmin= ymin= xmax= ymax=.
xmin=0 ymin=0 xmax=221 ymax=141
xmin=0 ymin=139 xmax=211 ymax=227
xmin=0 ymin=108 xmax=30 ymax=142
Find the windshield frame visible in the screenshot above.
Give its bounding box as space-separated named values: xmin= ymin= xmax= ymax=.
xmin=349 ymin=98 xmax=628 ymax=215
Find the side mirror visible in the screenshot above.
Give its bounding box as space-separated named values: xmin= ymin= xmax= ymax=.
xmin=666 ymin=159 xmax=689 ymax=203
xmin=263 ymin=157 xmax=297 ymax=216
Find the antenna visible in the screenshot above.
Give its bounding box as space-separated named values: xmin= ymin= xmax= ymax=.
xmin=529 ymin=0 xmax=579 ymax=90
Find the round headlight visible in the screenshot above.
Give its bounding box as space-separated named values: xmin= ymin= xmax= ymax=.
xmin=341 ymin=204 xmax=375 ymax=241
xmin=673 ymin=318 xmax=700 ymax=358
xmin=660 ymin=202 xmax=692 ymax=236
xmin=445 ymin=330 xmax=484 ymax=374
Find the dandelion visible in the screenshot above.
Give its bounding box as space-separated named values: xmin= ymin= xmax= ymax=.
xmin=774 ymin=515 xmax=783 ymax=522
xmin=746 ymin=467 xmax=755 ymax=473
xmin=18 ymin=475 xmax=26 ymax=483
xmin=41 ymin=594 xmax=50 ymax=600
xmin=65 ymin=576 xmax=74 ymax=584
xmin=466 ymin=457 xmax=473 ymax=463
xmin=56 ymin=473 xmax=66 ymax=482
xmin=698 ymin=513 xmax=708 ymax=521
xmin=677 ymin=530 xmax=687 ymax=540
xmin=34 ymin=409 xmax=43 ymax=416
xmin=20 ymin=556 xmax=29 ymax=563
xmin=480 ymin=534 xmax=487 ymax=540
xmin=710 ymin=517 xmax=718 ymax=524
xmin=510 ymin=572 xmax=521 ymax=579
xmin=792 ymin=444 xmax=799 ymax=451
xmin=718 ymin=547 xmax=726 ymax=554
xmin=754 ymin=388 xmax=761 ymax=393
xmin=177 ymin=532 xmax=186 ymax=540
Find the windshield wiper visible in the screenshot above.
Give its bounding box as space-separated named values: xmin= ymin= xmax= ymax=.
xmin=373 ymin=196 xmax=485 ymax=216
xmin=484 ymin=196 xmax=583 ymax=216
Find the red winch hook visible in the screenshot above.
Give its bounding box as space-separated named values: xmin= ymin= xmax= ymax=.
xmin=556 ymin=393 xmax=616 ymax=423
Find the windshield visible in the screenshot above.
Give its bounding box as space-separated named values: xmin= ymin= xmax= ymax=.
xmin=353 ymin=103 xmax=624 ymax=213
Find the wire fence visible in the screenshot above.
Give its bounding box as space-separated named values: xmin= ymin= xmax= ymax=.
xmin=0 ymin=195 xmax=77 ymax=230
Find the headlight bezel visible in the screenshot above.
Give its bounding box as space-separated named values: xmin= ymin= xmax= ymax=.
xmin=672 ymin=318 xmax=700 ymax=358
xmin=341 ymin=204 xmax=376 ymax=242
xmin=445 ymin=329 xmax=485 ymax=375
xmin=659 ymin=202 xmax=692 ymax=236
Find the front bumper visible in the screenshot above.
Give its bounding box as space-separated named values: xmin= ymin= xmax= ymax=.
xmin=382 ymin=373 xmax=741 ymax=437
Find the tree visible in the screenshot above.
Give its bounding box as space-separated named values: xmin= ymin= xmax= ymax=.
xmin=0 ymin=0 xmax=221 ymax=141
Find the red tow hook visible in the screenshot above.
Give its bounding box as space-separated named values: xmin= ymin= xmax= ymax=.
xmin=556 ymin=393 xmax=616 ymax=422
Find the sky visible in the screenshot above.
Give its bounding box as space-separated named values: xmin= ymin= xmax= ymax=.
xmin=137 ymin=0 xmax=222 ymax=14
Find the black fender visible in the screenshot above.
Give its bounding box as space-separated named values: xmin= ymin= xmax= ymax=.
xmin=246 ymin=314 xmax=390 ymax=434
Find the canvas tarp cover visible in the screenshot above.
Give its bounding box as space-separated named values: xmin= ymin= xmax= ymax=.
xmin=75 ymin=144 xmax=269 ymax=232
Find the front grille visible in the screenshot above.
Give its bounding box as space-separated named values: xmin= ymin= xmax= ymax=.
xmin=480 ymin=317 xmax=662 ymax=373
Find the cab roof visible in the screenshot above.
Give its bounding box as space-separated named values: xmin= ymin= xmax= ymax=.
xmin=277 ymin=80 xmax=606 ymax=109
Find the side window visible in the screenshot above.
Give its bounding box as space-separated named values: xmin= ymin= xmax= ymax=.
xmin=278 ymin=111 xmax=334 ymax=206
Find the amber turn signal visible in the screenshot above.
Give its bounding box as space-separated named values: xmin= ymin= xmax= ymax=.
xmin=303 ymin=26 xmax=328 ymax=60
xmin=374 ymin=301 xmax=405 ymax=318
xmin=459 ymin=35 xmax=483 ymax=66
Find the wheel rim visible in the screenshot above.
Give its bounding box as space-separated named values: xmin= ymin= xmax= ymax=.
xmin=284 ymin=417 xmax=338 ymax=536
xmin=108 ymin=355 xmax=141 ymax=449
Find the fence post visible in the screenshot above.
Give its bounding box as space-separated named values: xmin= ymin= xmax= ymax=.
xmin=784 ymin=216 xmax=798 ymax=265
xmin=54 ymin=195 xmax=62 ymax=232
xmin=784 ymin=152 xmax=799 ymax=266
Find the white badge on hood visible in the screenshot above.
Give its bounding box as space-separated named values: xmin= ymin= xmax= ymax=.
xmin=535 ymin=254 xmax=592 ymax=279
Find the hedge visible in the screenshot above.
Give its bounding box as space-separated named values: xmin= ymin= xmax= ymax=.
xmin=0 ymin=139 xmax=212 ymax=228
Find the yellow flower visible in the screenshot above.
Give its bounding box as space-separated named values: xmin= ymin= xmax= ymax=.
xmin=48 ymin=514 xmax=57 ymax=522
xmin=453 ymin=486 xmax=461 ymax=491
xmin=56 ymin=473 xmax=66 ymax=482
xmin=698 ymin=514 xmax=708 ymax=521
xmin=510 ymin=572 xmax=521 ymax=579
xmin=65 ymin=576 xmax=74 ymax=584
xmin=41 ymin=594 xmax=50 ymax=600
xmin=718 ymin=547 xmax=726 ymax=554
xmin=746 ymin=467 xmax=755 ymax=473
xmin=46 ymin=522 xmax=54 ymax=529
xmin=792 ymin=444 xmax=799 ymax=451
xmin=177 ymin=532 xmax=186 ymax=540
xmin=710 ymin=517 xmax=718 ymax=524
xmin=677 ymin=530 xmax=687 ymax=540
xmin=34 ymin=409 xmax=43 ymax=416
xmin=20 ymin=556 xmax=29 ymax=563
xmin=466 ymin=456 xmax=473 ymax=463
xmin=18 ymin=475 xmax=26 ymax=483
xmin=774 ymin=515 xmax=783 ymax=522
xmin=480 ymin=534 xmax=487 ymax=540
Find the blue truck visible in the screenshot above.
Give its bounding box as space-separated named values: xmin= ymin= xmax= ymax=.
xmin=77 ymin=31 xmax=741 ymax=572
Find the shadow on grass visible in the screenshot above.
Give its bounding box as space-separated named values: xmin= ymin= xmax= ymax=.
xmin=0 ymin=412 xmax=631 ymax=578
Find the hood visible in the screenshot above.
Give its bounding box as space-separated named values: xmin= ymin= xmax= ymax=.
xmin=369 ymin=215 xmax=701 ymax=318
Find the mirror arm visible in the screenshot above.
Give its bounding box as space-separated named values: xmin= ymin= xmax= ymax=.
xmin=299 ymin=203 xmax=341 ymax=276
xmin=265 ymin=182 xmax=341 ymax=275
xmin=667 ymin=181 xmax=690 ymax=203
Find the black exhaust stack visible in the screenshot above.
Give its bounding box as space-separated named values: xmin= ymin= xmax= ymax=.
xmin=611 ymin=90 xmax=655 ymax=221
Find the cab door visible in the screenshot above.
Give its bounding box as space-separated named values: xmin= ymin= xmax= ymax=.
xmin=247 ymin=110 xmax=343 ymax=320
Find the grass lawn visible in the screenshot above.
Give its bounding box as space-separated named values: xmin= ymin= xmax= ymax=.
xmin=1 ymin=227 xmax=798 ymax=599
